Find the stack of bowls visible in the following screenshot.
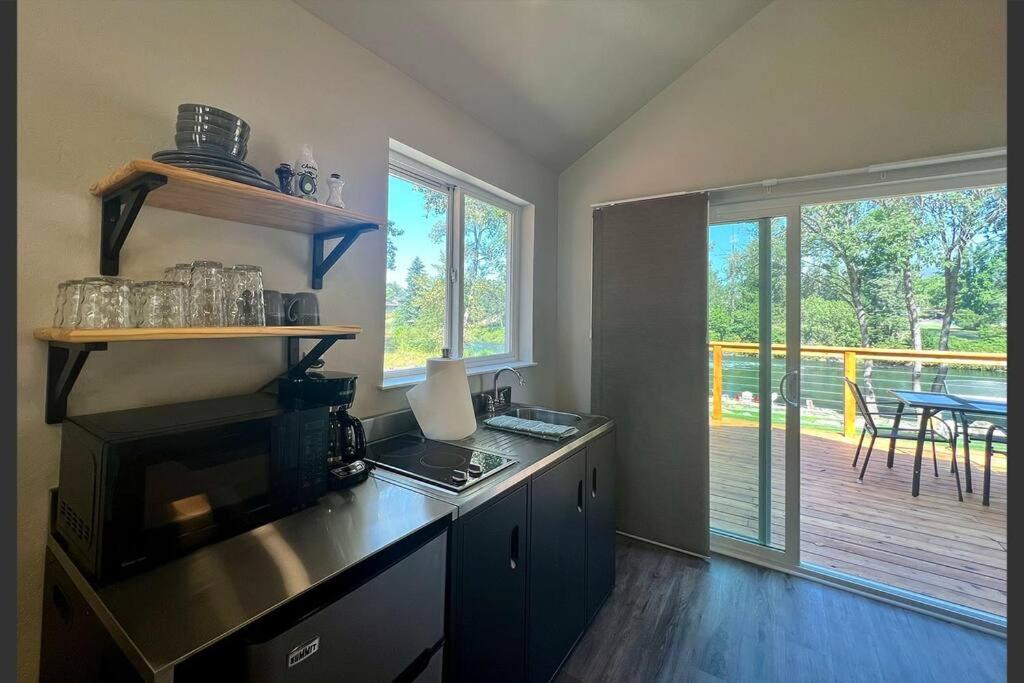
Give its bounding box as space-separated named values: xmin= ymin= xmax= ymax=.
xmin=175 ymin=104 xmax=250 ymax=159
xmin=154 ymin=104 xmax=278 ymax=191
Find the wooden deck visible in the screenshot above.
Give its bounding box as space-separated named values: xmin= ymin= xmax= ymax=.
xmin=710 ymin=423 xmax=1007 ymax=617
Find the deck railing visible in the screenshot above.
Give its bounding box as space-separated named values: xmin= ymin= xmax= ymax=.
xmin=709 ymin=342 xmax=1007 ymax=437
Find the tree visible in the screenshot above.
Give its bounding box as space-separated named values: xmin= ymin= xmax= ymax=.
xmin=917 ymin=187 xmax=1006 ymax=350
xmin=385 ymin=219 xmax=404 ymax=271
xmin=864 ymin=198 xmax=932 ymax=389
xmin=914 ymin=187 xmax=1006 ymax=387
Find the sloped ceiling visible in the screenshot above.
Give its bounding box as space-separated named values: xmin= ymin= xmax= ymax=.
xmin=295 ymin=0 xmax=770 ymax=171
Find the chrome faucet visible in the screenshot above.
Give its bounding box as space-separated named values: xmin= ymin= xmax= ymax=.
xmin=488 ymin=367 xmax=526 ymax=414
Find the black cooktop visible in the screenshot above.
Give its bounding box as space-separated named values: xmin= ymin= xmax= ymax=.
xmin=366 ymin=433 xmax=516 ymax=492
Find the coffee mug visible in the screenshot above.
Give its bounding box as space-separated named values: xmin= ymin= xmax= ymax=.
xmin=284 ymin=292 xmax=320 ymax=325
xmin=263 ymin=290 xmax=285 ymax=326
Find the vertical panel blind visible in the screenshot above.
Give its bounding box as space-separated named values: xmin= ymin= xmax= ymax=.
xmin=591 ymin=193 xmax=710 ymax=556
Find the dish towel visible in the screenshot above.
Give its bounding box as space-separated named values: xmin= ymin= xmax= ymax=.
xmin=484 ymin=415 xmax=580 ymax=441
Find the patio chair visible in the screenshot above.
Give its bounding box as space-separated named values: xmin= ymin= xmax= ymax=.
xmin=983 ymin=424 xmax=1007 ymax=507
xmin=932 ymin=377 xmax=1000 ymax=489
xmin=844 ymin=379 xmax=963 ymax=501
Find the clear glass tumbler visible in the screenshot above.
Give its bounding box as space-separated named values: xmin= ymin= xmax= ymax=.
xmin=188 ymin=260 xmax=225 ymax=327
xmin=53 ymin=282 xmax=68 ymax=327
xmin=59 ymin=280 xmax=84 ymax=328
xmin=79 ymin=277 xmax=109 ymax=329
xmin=135 ymin=281 xmax=187 ymax=327
xmin=164 ymin=263 xmax=193 ymax=285
xmin=225 ymin=264 xmax=266 ymax=326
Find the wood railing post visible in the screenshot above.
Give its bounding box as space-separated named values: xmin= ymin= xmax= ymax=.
xmin=843 ymin=350 xmax=857 ymax=438
xmin=712 ymin=344 xmax=723 ymax=423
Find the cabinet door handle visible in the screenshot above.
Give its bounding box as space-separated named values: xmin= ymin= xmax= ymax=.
xmin=592 ymin=467 xmax=598 ymax=498
xmin=577 ymin=479 xmax=584 ymax=512
xmin=509 ymin=524 xmax=519 ymax=570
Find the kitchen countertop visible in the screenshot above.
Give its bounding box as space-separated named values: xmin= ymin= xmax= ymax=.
xmin=47 ymin=477 xmax=455 ymax=683
xmin=44 ymin=403 xmax=612 ymax=682
xmin=368 ymin=404 xmax=615 ymax=516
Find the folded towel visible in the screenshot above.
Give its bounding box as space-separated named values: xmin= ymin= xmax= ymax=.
xmin=484 ymin=415 xmax=580 ymax=441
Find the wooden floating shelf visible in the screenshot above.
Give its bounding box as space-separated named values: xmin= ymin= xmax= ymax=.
xmin=90 ymin=160 xmax=385 ymax=235
xmin=34 ymin=325 xmax=362 ymax=343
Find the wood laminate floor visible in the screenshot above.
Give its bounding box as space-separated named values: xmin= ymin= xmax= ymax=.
xmin=556 ymin=536 xmax=1006 ymax=683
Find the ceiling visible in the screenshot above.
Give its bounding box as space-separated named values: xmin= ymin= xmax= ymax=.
xmin=295 ymin=0 xmax=770 ymax=171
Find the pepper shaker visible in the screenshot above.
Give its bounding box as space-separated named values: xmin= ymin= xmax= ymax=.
xmin=275 ymin=163 xmax=295 ymax=195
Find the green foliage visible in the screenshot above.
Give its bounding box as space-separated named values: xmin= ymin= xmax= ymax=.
xmin=384 ymin=187 xmax=511 ymax=370
xmin=709 ymin=187 xmax=1006 ymax=354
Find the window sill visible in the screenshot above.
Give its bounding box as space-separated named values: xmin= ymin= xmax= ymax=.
xmin=379 ymin=360 xmax=538 ymax=390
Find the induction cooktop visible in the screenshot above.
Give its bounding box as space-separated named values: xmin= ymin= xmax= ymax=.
xmin=365 ymin=433 xmax=516 ymax=492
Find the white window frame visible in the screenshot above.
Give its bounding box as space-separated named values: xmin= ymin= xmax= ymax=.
xmin=385 ymin=152 xmax=522 ymax=382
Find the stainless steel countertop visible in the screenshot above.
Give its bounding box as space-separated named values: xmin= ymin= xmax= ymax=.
xmin=48 ymin=477 xmax=455 ymax=682
xmin=368 ymin=404 xmax=615 ymax=516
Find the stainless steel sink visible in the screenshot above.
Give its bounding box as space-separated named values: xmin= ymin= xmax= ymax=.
xmin=504 ymin=407 xmax=582 ymax=426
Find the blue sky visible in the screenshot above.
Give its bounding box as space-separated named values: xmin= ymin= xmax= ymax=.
xmin=387 ymin=174 xmax=447 ymax=285
xmin=708 ymin=221 xmax=757 ymax=277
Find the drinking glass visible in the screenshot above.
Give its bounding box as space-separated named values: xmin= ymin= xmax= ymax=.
xmin=164 ymin=263 xmax=192 ymax=285
xmin=135 ymin=281 xmax=187 ymax=327
xmin=188 ymin=260 xmax=225 ymax=326
xmin=59 ymin=280 xmax=84 ymax=328
xmin=53 ymin=282 xmax=68 ymax=327
xmin=225 ymin=264 xmax=266 ymax=326
xmin=78 ymin=277 xmax=133 ymax=328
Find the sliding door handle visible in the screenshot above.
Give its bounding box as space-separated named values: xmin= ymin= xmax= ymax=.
xmin=779 ymin=370 xmax=800 ymax=408
xmin=592 ymin=467 xmax=598 ymax=498
xmin=509 ymin=524 xmax=519 ymax=570
xmin=577 ymin=479 xmax=584 ymax=512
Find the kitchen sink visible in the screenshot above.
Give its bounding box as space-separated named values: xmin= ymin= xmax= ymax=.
xmin=504 ymin=407 xmax=582 ymax=426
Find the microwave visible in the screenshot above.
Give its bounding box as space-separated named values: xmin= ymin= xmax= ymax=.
xmin=54 ymin=392 xmax=329 ymax=582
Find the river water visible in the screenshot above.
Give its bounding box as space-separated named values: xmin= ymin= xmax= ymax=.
xmin=712 ymin=354 xmax=1006 ymax=421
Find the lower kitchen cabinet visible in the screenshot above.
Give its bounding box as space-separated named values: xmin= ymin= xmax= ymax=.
xmin=453 ymin=484 xmax=529 ymax=682
xmin=449 ymin=427 xmax=616 ymax=683
xmin=527 ymin=448 xmax=587 ymax=683
xmin=585 ymin=431 xmax=616 ymax=622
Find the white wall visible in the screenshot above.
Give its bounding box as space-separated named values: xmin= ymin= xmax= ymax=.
xmin=555 ymin=0 xmax=1007 ymax=413
xmin=17 ymin=1 xmax=557 ymax=679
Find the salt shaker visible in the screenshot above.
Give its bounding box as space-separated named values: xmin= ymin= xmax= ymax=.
xmin=325 ymin=172 xmax=346 ymax=208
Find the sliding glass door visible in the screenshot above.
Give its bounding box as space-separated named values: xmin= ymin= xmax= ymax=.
xmin=708 ymin=179 xmax=1006 ymax=631
xmin=708 ymin=216 xmax=791 ymax=556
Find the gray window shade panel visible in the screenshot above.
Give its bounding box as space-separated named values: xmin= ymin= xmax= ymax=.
xmin=591 ymin=193 xmax=709 ymax=557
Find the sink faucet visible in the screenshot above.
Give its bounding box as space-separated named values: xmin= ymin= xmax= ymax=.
xmin=488 ymin=367 xmax=526 ymax=414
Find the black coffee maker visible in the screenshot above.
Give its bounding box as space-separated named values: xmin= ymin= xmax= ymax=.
xmin=278 ymin=371 xmax=368 ymax=488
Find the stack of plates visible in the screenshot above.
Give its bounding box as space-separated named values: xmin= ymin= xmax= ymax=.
xmin=155 ymin=104 xmax=277 ymax=192
xmin=152 ymin=149 xmax=279 ymax=192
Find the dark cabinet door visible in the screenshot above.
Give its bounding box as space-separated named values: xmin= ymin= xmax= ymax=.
xmin=456 ymin=484 xmax=529 ymax=682
xmin=586 ymin=431 xmax=616 ymax=623
xmin=528 ymin=449 xmax=587 ymax=683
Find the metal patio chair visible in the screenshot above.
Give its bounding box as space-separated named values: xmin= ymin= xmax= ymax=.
xmin=844 ymin=378 xmax=962 ymax=501
xmin=983 ymin=424 xmax=1007 ymax=506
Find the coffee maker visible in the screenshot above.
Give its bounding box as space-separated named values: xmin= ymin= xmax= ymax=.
xmin=278 ymin=371 xmax=368 ymax=488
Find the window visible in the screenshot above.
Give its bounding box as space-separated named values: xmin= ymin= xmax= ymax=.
xmin=385 ymin=154 xmax=519 ymax=379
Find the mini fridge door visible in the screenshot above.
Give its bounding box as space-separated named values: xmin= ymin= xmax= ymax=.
xmin=243 ymin=531 xmax=447 ymax=682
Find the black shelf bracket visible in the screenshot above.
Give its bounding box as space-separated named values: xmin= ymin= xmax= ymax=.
xmin=100 ymin=173 xmax=167 ymax=275
xmin=46 ymin=342 xmax=107 ymax=424
xmin=311 ymin=223 xmax=380 ymax=289
xmin=286 ymin=335 xmax=356 ymax=377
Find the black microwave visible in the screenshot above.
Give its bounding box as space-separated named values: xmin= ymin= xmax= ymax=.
xmin=54 ymin=392 xmax=329 ymax=582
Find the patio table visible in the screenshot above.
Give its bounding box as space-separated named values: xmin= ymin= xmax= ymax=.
xmin=886 ymin=390 xmax=1007 ymax=498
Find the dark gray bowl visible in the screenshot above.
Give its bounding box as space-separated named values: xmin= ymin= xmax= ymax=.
xmin=176 ymin=113 xmax=250 ymax=140
xmin=174 ymin=132 xmax=247 ymax=159
xmin=175 ymin=120 xmax=249 ymax=143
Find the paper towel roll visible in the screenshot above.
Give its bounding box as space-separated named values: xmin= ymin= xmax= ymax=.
xmin=407 ymin=356 xmax=478 ymax=440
